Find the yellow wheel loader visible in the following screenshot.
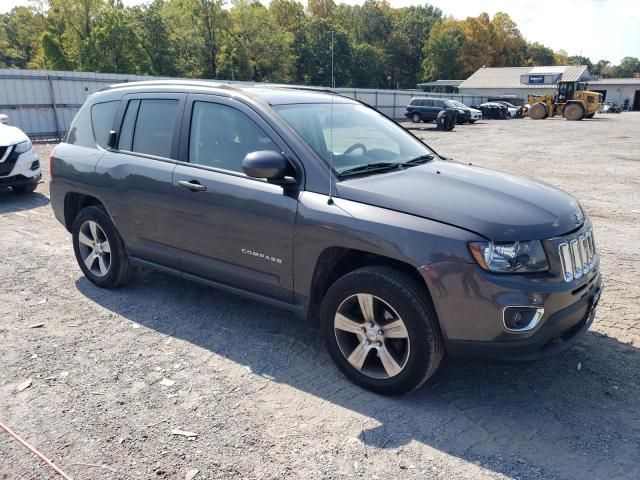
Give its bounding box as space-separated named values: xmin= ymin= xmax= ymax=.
xmin=527 ymin=81 xmax=602 ymax=120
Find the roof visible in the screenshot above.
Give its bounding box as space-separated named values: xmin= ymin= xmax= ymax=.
xmin=588 ymin=78 xmax=640 ymax=85
xmin=459 ymin=65 xmax=590 ymax=90
xmin=416 ymin=80 xmax=464 ymax=87
xmin=99 ymin=80 xmax=355 ymax=105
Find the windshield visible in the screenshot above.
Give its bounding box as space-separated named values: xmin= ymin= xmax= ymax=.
xmin=450 ymin=100 xmax=467 ymax=108
xmin=274 ymin=102 xmax=435 ymax=176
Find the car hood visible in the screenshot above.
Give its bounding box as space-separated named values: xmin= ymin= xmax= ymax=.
xmin=468 ymin=107 xmax=481 ymax=113
xmin=0 ymin=124 xmax=29 ymax=146
xmin=336 ymin=160 xmax=583 ymax=240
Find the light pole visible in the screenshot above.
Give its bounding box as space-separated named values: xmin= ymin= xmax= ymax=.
xmin=331 ymin=30 xmax=335 ymax=89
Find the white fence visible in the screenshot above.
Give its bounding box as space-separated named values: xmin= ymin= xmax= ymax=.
xmin=0 ymin=69 xmax=488 ymax=139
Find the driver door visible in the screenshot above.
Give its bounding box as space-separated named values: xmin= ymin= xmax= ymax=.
xmin=171 ymin=94 xmax=301 ymax=302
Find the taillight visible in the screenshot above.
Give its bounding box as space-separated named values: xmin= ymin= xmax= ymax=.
xmin=49 ymin=146 xmax=56 ymax=179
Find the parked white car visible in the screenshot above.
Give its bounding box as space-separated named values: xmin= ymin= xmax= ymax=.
xmin=0 ymin=122 xmax=41 ymax=193
xmin=449 ymin=100 xmax=482 ymax=123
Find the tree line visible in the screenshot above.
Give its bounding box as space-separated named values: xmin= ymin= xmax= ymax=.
xmin=1 ymin=0 xmax=638 ymax=89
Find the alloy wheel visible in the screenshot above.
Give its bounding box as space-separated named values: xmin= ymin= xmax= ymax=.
xmin=334 ymin=293 xmax=410 ymax=379
xmin=77 ymin=220 xmax=111 ymax=277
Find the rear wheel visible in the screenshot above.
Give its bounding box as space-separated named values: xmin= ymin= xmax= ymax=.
xmin=529 ymin=102 xmax=547 ymax=120
xmin=72 ymin=205 xmax=134 ymax=288
xmin=11 ymin=183 xmax=38 ymax=194
xmin=564 ymin=103 xmax=584 ymax=121
xmin=411 ymin=113 xmax=422 ymax=123
xmin=321 ymin=266 xmax=444 ymax=395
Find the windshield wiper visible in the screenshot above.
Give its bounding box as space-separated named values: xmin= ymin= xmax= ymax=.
xmin=338 ymin=162 xmax=401 ymax=177
xmin=401 ymin=154 xmax=435 ymax=167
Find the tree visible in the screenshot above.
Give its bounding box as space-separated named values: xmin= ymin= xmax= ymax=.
xmin=41 ymin=31 xmax=73 ymax=69
xmin=307 ymin=0 xmax=335 ymax=19
xmin=421 ymin=19 xmax=464 ymax=80
xmin=611 ymin=57 xmax=640 ymax=77
xmin=567 ymin=55 xmax=592 ymax=70
xmin=130 ymin=0 xmax=177 ymax=76
xmin=351 ymin=43 xmax=386 ymax=88
xmin=526 ymin=42 xmax=555 ymax=66
xmin=269 ymin=0 xmax=304 ymax=31
xmin=490 ymin=12 xmax=526 ymax=67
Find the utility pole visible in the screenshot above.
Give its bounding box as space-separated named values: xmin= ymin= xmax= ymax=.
xmin=331 ymin=30 xmax=335 ymax=89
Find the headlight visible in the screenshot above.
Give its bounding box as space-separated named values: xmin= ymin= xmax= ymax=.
xmin=13 ymin=140 xmax=32 ymax=154
xmin=469 ymin=240 xmax=548 ymax=273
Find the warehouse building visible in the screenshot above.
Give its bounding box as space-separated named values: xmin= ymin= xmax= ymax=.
xmin=586 ymin=78 xmax=640 ymax=110
xmin=458 ymin=65 xmax=590 ymax=100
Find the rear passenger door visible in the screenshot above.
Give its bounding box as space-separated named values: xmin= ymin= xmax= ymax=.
xmin=171 ymin=94 xmax=300 ymax=302
xmin=95 ymin=93 xmax=185 ymax=268
xmin=431 ymin=100 xmax=445 ymax=119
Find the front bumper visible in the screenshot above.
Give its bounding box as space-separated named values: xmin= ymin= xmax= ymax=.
xmin=0 ymin=172 xmax=41 ymax=187
xmin=419 ymin=259 xmax=602 ymax=361
xmin=446 ymin=280 xmax=602 ymax=361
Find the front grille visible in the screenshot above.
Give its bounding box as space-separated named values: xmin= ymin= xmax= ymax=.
xmin=558 ymin=227 xmax=597 ymax=282
xmin=0 ymin=147 xmax=17 ymax=176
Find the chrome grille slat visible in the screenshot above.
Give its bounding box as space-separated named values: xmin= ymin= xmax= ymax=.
xmin=558 ymin=227 xmax=597 ymax=282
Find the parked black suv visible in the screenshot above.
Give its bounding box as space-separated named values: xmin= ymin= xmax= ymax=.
xmin=405 ymin=97 xmax=468 ymax=123
xmin=50 ymin=81 xmax=602 ymax=395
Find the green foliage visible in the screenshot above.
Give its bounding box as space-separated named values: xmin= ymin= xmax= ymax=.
xmin=0 ymin=2 xmax=635 ymax=86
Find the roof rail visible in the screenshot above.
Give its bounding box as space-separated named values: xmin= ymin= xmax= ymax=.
xmin=98 ymin=79 xmax=241 ymax=92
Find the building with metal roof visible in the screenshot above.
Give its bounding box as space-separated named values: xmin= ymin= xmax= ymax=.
xmin=416 ymin=80 xmax=464 ymax=93
xmin=587 ymin=78 xmax=640 ymax=110
xmin=458 ymin=65 xmax=591 ymax=99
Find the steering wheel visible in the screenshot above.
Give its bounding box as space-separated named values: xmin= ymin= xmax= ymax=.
xmin=343 ymin=143 xmax=367 ymax=155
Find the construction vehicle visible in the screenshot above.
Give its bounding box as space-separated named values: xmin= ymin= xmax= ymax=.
xmin=527 ymin=81 xmax=602 ymax=120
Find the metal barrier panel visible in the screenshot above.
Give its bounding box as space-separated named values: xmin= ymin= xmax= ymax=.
xmin=0 ymin=69 xmax=491 ymax=138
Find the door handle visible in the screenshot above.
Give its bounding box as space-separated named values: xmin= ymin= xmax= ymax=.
xmin=178 ymin=180 xmax=207 ymax=192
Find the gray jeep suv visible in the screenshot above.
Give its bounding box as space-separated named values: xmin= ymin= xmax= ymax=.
xmin=50 ymin=81 xmax=602 ymax=394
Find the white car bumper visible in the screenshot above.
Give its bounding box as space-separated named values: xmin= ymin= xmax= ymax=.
xmin=0 ymin=145 xmax=41 ymax=184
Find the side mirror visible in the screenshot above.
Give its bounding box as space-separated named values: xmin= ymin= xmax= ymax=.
xmin=242 ymin=150 xmax=295 ymax=185
xmin=107 ymin=130 xmax=118 ymax=149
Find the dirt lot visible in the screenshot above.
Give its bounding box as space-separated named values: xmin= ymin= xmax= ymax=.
xmin=1 ymin=113 xmax=639 ymax=480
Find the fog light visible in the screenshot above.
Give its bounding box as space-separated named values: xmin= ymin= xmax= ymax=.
xmin=503 ymin=307 xmax=544 ymax=332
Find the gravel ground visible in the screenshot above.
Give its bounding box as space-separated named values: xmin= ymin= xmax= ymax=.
xmin=1 ymin=113 xmax=639 ymax=480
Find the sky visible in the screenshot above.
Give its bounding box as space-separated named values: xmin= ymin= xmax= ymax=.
xmin=1 ymin=0 xmax=638 ymax=64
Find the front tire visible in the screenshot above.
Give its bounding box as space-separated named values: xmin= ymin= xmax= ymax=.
xmin=72 ymin=205 xmax=133 ymax=288
xmin=564 ymin=103 xmax=584 ymax=120
xmin=321 ymin=266 xmax=444 ymax=395
xmin=12 ymin=183 xmax=38 ymax=194
xmin=411 ymin=113 xmax=422 ymax=123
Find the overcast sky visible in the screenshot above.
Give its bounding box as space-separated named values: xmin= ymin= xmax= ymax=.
xmin=2 ymin=0 xmax=638 ymax=64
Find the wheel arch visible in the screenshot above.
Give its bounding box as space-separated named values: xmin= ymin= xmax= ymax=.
xmin=306 ymin=247 xmax=431 ymax=322
xmin=63 ymin=192 xmax=105 ymax=232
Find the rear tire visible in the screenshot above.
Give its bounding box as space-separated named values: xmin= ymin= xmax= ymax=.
xmin=72 ymin=205 xmax=134 ymax=289
xmin=529 ymin=103 xmax=547 ymax=120
xmin=321 ymin=266 xmax=444 ymax=395
xmin=12 ymin=183 xmax=38 ymax=194
xmin=411 ymin=113 xmax=422 ymax=123
xmin=564 ymin=103 xmax=584 ymax=121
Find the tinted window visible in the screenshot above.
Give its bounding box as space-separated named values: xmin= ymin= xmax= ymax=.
xmin=131 ymin=99 xmax=179 ymax=158
xmin=91 ymin=101 xmax=119 ymax=148
xmin=423 ymin=99 xmax=433 ymax=107
xmin=66 ymin=105 xmax=93 ymax=148
xmin=433 ymin=100 xmax=444 ymax=108
xmin=189 ymin=101 xmax=279 ymax=173
xmin=118 ymin=100 xmax=140 ymax=151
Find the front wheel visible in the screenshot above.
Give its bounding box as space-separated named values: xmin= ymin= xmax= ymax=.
xmin=72 ymin=205 xmax=134 ymax=288
xmin=321 ymin=266 xmax=444 ymax=395
xmin=411 ymin=113 xmax=422 ymax=123
xmin=12 ymin=183 xmax=38 ymax=194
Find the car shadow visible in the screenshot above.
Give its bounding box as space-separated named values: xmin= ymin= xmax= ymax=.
xmin=0 ymin=188 xmax=49 ymax=214
xmin=76 ymin=269 xmax=640 ymax=479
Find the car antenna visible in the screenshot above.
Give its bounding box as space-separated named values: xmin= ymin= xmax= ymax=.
xmin=327 ymin=89 xmax=335 ymax=205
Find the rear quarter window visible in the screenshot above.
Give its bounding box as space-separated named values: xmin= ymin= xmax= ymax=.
xmin=91 ymin=101 xmax=120 ymax=148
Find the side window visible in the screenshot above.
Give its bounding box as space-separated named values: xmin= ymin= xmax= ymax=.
xmin=189 ymin=101 xmax=279 ymax=173
xmin=423 ymin=100 xmax=433 ymax=107
xmin=118 ymin=99 xmax=179 ymax=158
xmin=118 ymin=100 xmax=140 ymax=151
xmin=91 ymin=101 xmax=120 ymax=148
xmin=433 ymin=100 xmax=444 ymax=108
xmin=66 ymin=105 xmax=93 ymax=148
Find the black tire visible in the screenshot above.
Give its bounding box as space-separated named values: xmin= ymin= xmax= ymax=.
xmin=585 ymin=112 xmax=595 ymax=119
xmin=529 ymin=103 xmax=547 ymax=120
xmin=12 ymin=183 xmax=38 ymax=194
xmin=563 ymin=103 xmax=584 ymax=121
xmin=411 ymin=113 xmax=422 ymax=123
xmin=72 ymin=205 xmax=134 ymax=288
xmin=468 ymin=120 xmax=476 ymax=124
xmin=321 ymin=266 xmax=444 ymax=395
